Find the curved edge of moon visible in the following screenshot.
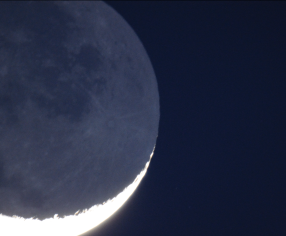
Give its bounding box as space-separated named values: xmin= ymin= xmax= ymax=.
xmin=0 ymin=146 xmax=156 ymax=236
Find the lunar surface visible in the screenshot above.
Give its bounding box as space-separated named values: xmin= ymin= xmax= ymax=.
xmin=0 ymin=1 xmax=159 ymax=235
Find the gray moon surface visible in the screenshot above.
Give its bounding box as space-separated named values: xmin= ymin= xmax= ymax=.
xmin=0 ymin=1 xmax=159 ymax=220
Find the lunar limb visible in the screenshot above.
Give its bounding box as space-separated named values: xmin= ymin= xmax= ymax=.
xmin=0 ymin=150 xmax=154 ymax=236
xmin=0 ymin=1 xmax=159 ymax=235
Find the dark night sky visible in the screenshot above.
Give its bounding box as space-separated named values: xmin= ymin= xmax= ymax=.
xmin=84 ymin=2 xmax=286 ymax=236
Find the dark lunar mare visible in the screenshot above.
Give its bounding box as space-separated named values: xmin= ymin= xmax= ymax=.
xmin=0 ymin=1 xmax=159 ymax=219
xmin=0 ymin=2 xmax=94 ymax=123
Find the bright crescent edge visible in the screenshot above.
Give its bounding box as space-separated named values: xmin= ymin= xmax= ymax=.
xmin=0 ymin=146 xmax=156 ymax=236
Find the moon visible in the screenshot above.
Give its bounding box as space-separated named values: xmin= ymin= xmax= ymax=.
xmin=0 ymin=2 xmax=159 ymax=236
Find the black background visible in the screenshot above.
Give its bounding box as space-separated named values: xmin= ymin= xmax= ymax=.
xmin=83 ymin=2 xmax=286 ymax=236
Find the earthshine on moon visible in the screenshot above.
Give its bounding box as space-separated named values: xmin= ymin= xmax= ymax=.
xmin=0 ymin=2 xmax=159 ymax=236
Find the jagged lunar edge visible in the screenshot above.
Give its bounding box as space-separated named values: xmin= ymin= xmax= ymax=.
xmin=0 ymin=147 xmax=155 ymax=236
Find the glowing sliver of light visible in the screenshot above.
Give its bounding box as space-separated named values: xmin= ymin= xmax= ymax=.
xmin=0 ymin=148 xmax=154 ymax=236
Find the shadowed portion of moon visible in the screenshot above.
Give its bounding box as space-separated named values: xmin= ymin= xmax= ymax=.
xmin=0 ymin=2 xmax=159 ymax=220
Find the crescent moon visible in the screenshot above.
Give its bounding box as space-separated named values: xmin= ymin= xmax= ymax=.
xmin=0 ymin=154 xmax=154 ymax=236
xmin=0 ymin=2 xmax=159 ymax=236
